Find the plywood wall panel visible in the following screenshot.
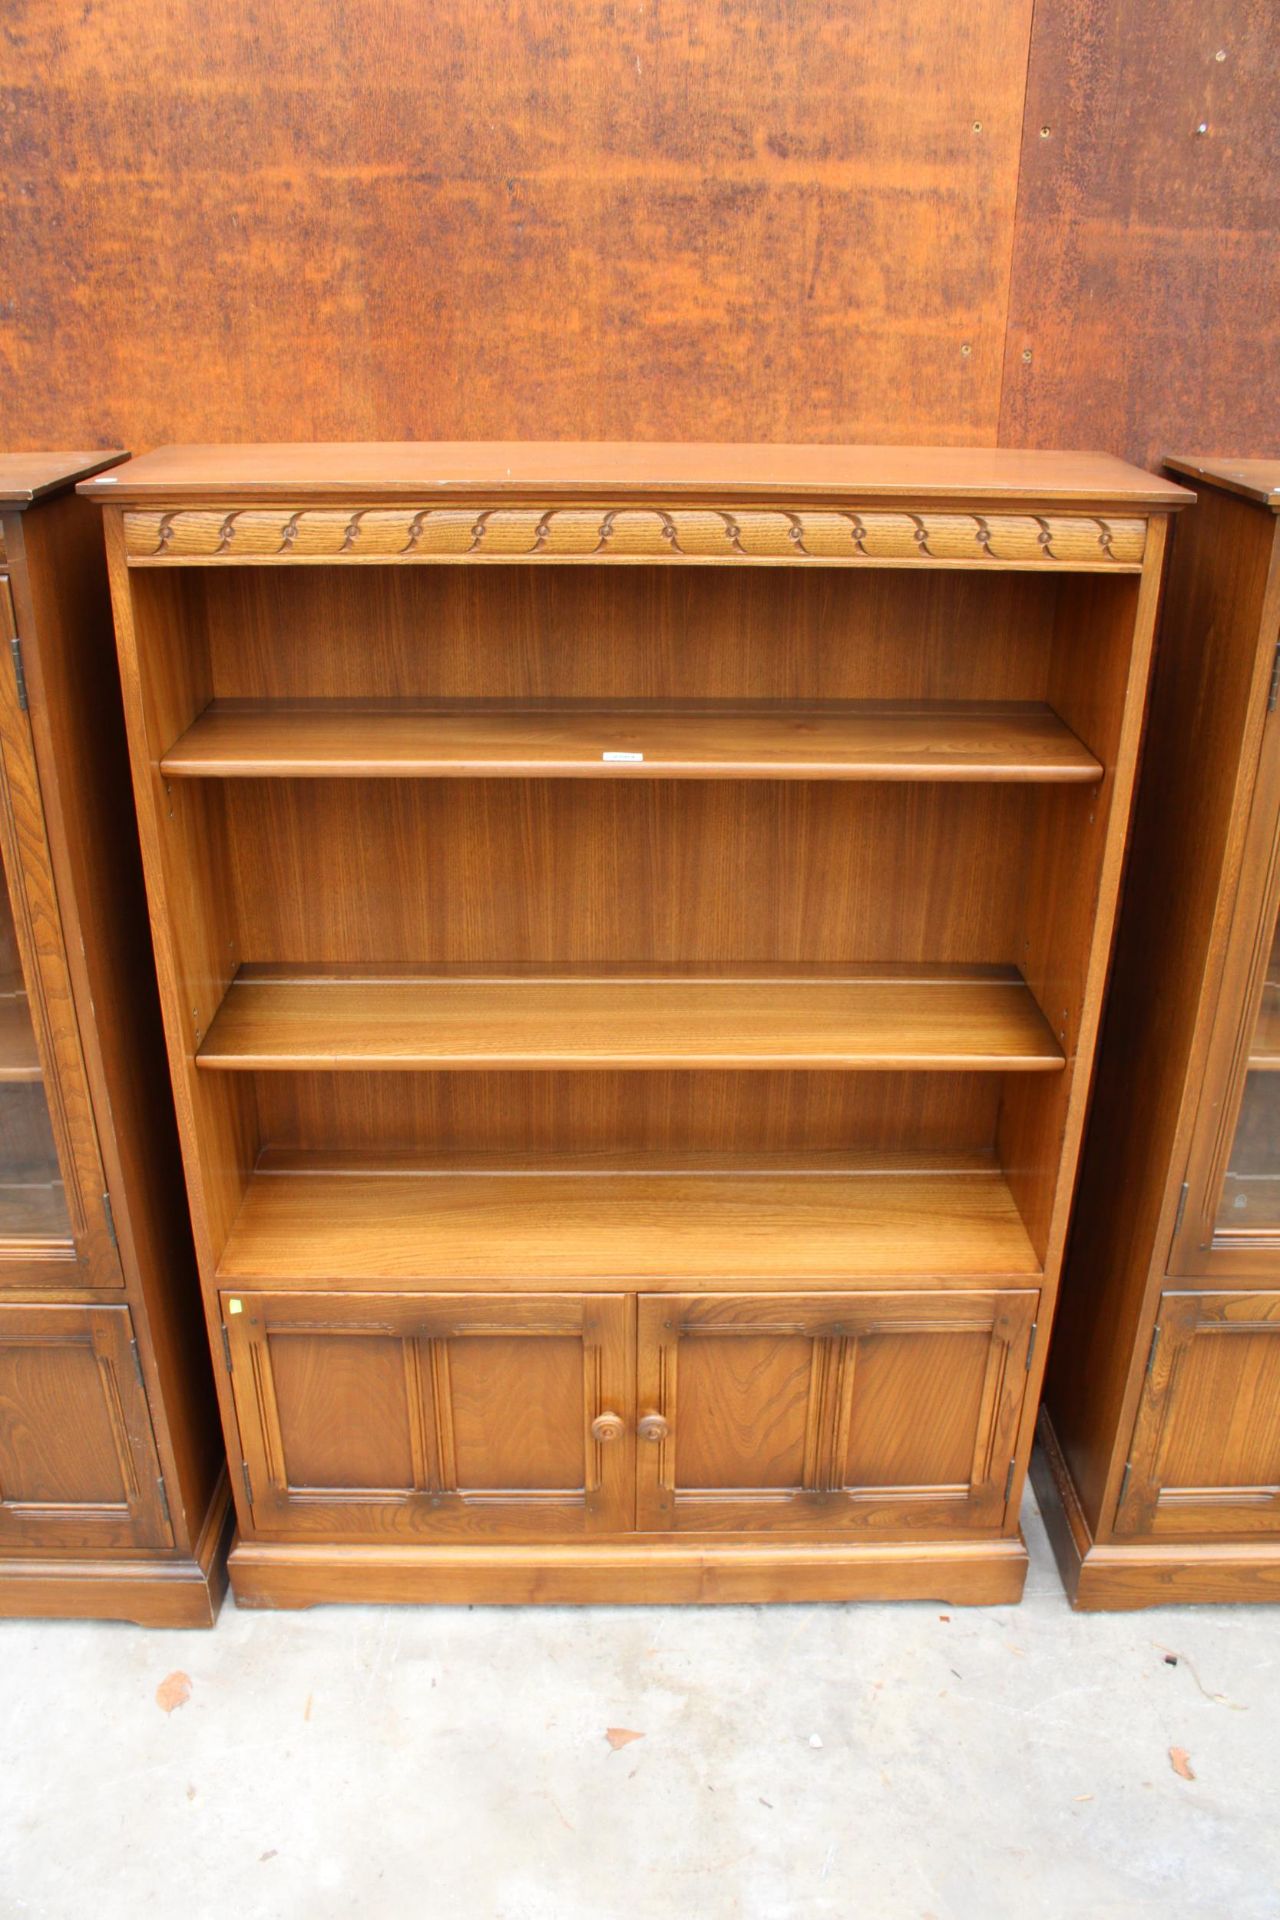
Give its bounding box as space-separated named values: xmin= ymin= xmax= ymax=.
xmin=1000 ymin=0 xmax=1280 ymax=467
xmin=0 ymin=0 xmax=1032 ymax=449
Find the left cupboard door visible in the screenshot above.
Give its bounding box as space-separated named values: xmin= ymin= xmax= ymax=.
xmin=0 ymin=576 xmax=119 ymax=1288
xmin=0 ymin=1304 xmax=172 ymax=1549
xmin=221 ymin=1291 xmax=635 ymax=1540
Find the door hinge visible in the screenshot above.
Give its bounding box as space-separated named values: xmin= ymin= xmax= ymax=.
xmin=1144 ymin=1321 xmax=1162 ymax=1380
xmin=1269 ymin=638 xmax=1280 ymax=712
xmin=219 ymin=1321 xmax=233 ymax=1373
xmin=9 ymin=635 xmax=27 ymax=711
xmin=102 ymin=1190 xmax=118 ymax=1247
xmin=1118 ymin=1460 xmax=1133 ymax=1511
xmin=1025 ymin=1320 xmax=1039 ymax=1372
xmin=1003 ymin=1458 xmax=1018 ymax=1504
xmin=128 ymin=1336 xmax=145 ymax=1388
xmin=155 ymin=1473 xmax=172 ymax=1528
xmin=240 ymin=1460 xmax=254 ymax=1508
xmin=1171 ymin=1180 xmax=1189 ymax=1245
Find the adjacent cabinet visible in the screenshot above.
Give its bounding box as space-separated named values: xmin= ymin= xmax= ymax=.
xmin=84 ymin=443 xmax=1190 ymax=1607
xmin=1035 ymin=456 xmax=1280 ymax=1608
xmin=0 ymin=455 xmax=228 ymax=1625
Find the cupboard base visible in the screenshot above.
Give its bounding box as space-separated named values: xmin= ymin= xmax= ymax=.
xmin=228 ymin=1532 xmax=1029 ymax=1608
xmin=0 ymin=1471 xmax=232 ymax=1628
xmin=1033 ymin=1413 xmax=1280 ymax=1610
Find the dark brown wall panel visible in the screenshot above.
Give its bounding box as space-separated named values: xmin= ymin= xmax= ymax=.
xmin=0 ymin=0 xmax=1032 ymax=450
xmin=1000 ymin=0 xmax=1279 ymax=468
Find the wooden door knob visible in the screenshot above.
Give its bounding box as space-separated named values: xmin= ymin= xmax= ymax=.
xmin=591 ymin=1412 xmax=625 ymax=1444
xmin=637 ymin=1411 xmax=669 ymax=1444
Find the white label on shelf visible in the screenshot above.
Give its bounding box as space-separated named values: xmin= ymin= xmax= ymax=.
xmin=602 ymin=750 xmax=644 ymax=762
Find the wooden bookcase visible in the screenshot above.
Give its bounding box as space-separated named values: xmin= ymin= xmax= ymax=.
xmin=0 ymin=455 xmax=229 ymax=1625
xmin=84 ymin=443 xmax=1188 ymax=1608
xmin=1035 ymin=456 xmax=1280 ymax=1609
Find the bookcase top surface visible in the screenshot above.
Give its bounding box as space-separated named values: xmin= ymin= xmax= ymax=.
xmin=1165 ymin=455 xmax=1280 ymax=511
xmin=0 ymin=450 xmax=126 ymax=505
xmin=79 ymin=442 xmax=1193 ymax=509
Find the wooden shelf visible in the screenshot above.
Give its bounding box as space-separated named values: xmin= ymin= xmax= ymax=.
xmin=0 ymin=988 xmax=42 ymax=1083
xmin=161 ymin=699 xmax=1103 ymax=784
xmin=196 ymin=963 xmax=1066 ymax=1073
xmin=217 ymin=1149 xmax=1041 ymax=1284
xmin=0 ymin=1179 xmax=69 ymax=1242
xmin=1249 ymin=974 xmax=1280 ymax=1069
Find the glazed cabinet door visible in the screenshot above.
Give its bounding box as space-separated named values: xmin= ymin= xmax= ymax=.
xmin=222 ymin=1290 xmax=633 ymax=1539
xmin=636 ymin=1291 xmax=1037 ymax=1534
xmin=0 ymin=575 xmax=118 ymax=1288
xmin=0 ymin=1304 xmax=171 ymax=1550
xmin=1114 ymin=1292 xmax=1280 ymax=1538
xmin=1173 ymin=702 xmax=1280 ymax=1279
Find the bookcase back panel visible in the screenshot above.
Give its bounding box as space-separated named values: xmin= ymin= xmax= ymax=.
xmin=222 ymin=778 xmax=1035 ymax=968
xmin=254 ymin=1067 xmax=1003 ymax=1157
xmin=197 ymin=567 xmax=1062 ymax=707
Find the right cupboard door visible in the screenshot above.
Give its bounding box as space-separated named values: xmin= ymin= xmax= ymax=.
xmin=635 ymin=1291 xmax=1037 ymax=1534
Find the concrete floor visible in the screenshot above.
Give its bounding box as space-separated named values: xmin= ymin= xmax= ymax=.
xmin=2 ymin=1493 xmax=1278 ymax=1920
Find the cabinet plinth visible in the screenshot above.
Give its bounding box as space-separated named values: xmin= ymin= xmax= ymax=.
xmin=86 ymin=441 xmax=1187 ymax=1607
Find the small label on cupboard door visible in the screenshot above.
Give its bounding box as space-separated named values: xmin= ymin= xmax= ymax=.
xmin=602 ymin=750 xmax=644 ymax=762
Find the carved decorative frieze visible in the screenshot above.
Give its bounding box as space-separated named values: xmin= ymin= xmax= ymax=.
xmin=123 ymin=504 xmax=1147 ymax=568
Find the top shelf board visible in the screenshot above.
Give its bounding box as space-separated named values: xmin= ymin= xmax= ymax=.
xmin=81 ymin=442 xmax=1195 ymax=510
xmin=160 ymin=700 xmax=1104 ymax=784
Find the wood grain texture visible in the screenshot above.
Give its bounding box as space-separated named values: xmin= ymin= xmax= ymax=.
xmin=227 ymin=1534 xmax=1030 ymax=1607
xmin=87 ymin=443 xmax=1187 ymax=506
xmin=1044 ymin=478 xmax=1280 ymax=1549
xmin=4 ymin=5 xmax=1038 ymax=451
xmin=96 ymin=448 xmax=1161 ymax=1600
xmin=219 ymin=777 xmax=1040 ymax=967
xmin=1113 ymin=1292 xmax=1280 ymax=1540
xmin=216 ymin=1151 xmax=1040 ymax=1287
xmin=0 ymin=455 xmax=123 ymax=505
xmin=225 ymin=1290 xmax=633 ymax=1542
xmin=1166 ymin=457 xmax=1280 ymax=513
xmin=0 ymin=1303 xmax=170 ymax=1550
xmin=161 ymin=699 xmax=1105 ymax=784
xmin=254 ymin=1068 xmax=1002 ymax=1160
xmin=196 ymin=963 xmax=1065 ymax=1073
xmin=1033 ymin=1407 xmax=1280 ymax=1612
xmin=635 ymin=1289 xmax=1035 ymax=1534
xmin=1001 ymin=0 xmax=1280 ymax=467
xmin=122 ymin=502 xmax=1151 ymax=571
xmin=0 ymin=565 xmax=119 ymax=1287
xmin=0 ymin=1470 xmax=232 ymax=1628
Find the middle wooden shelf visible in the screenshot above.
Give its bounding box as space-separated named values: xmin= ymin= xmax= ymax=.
xmin=195 ymin=962 xmax=1065 ymax=1072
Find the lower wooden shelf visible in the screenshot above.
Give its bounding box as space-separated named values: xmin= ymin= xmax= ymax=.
xmin=216 ymin=1148 xmax=1041 ymax=1285
xmin=197 ymin=962 xmax=1066 ymax=1073
xmin=0 ymin=988 xmax=40 ymax=1082
xmin=1249 ymin=970 xmax=1280 ymax=1068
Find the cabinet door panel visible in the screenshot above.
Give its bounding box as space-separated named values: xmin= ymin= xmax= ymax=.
xmin=1115 ymin=1292 xmax=1280 ymax=1538
xmin=0 ymin=1304 xmax=171 ymax=1550
xmin=636 ymin=1291 xmax=1036 ymax=1535
xmin=0 ymin=576 xmax=118 ymax=1288
xmin=223 ymin=1290 xmax=633 ymax=1540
